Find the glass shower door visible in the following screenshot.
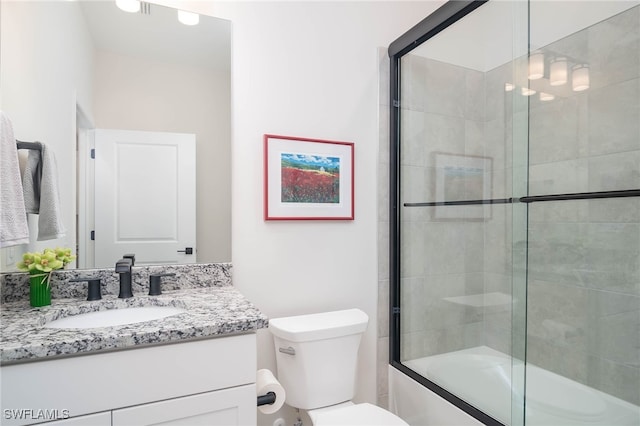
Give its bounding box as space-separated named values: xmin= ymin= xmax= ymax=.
xmin=391 ymin=1 xmax=529 ymax=424
xmin=390 ymin=1 xmax=640 ymax=425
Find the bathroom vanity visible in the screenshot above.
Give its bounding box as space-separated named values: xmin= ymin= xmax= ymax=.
xmin=0 ymin=264 xmax=268 ymax=426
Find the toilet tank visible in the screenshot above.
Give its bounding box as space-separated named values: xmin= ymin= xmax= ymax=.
xmin=269 ymin=309 xmax=368 ymax=410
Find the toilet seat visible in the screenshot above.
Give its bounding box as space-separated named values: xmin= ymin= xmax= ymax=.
xmin=309 ymin=402 xmax=409 ymax=426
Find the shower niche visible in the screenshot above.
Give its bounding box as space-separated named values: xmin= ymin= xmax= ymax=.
xmin=388 ymin=1 xmax=640 ymax=425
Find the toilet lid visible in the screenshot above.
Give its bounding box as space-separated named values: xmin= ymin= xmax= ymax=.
xmin=310 ymin=403 xmax=409 ymax=426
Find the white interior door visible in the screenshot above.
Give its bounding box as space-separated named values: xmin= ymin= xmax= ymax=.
xmin=94 ymin=129 xmax=196 ymax=268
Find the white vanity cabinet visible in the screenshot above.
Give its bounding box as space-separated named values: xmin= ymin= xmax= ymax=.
xmin=1 ymin=334 xmax=257 ymax=426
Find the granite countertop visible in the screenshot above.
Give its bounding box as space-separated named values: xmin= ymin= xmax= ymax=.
xmin=1 ymin=285 xmax=269 ymax=364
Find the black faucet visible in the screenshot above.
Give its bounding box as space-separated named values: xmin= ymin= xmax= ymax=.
xmin=115 ymin=254 xmax=136 ymax=298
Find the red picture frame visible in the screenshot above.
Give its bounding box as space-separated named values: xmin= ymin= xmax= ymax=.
xmin=264 ymin=134 xmax=354 ymax=220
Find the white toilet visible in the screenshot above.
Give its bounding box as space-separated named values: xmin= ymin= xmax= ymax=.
xmin=269 ymin=309 xmax=409 ymax=426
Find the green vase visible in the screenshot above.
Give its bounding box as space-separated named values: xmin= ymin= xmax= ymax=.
xmin=29 ymin=272 xmax=51 ymax=307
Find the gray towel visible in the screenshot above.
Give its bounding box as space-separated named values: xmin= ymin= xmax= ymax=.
xmin=21 ymin=142 xmax=66 ymax=240
xmin=0 ymin=111 xmax=30 ymax=247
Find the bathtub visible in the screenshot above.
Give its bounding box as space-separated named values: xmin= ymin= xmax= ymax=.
xmin=391 ymin=346 xmax=639 ymax=426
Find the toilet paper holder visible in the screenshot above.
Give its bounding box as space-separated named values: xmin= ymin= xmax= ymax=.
xmin=256 ymin=368 xmax=285 ymax=413
xmin=257 ymin=391 xmax=277 ymax=407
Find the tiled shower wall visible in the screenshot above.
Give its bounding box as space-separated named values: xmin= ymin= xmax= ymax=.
xmin=397 ymin=53 xmax=501 ymax=360
xmin=377 ymin=47 xmax=390 ymax=409
xmin=525 ymin=6 xmax=640 ymax=405
xmin=377 ymin=4 xmax=639 ymax=408
xmin=376 ymin=45 xmax=514 ymax=406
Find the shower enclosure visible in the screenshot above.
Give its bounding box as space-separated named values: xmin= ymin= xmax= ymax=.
xmin=388 ymin=1 xmax=639 ymax=425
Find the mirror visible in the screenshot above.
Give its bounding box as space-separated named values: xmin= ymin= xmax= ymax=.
xmin=0 ymin=0 xmax=231 ymax=271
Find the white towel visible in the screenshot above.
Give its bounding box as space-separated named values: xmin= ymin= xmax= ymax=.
xmin=21 ymin=141 xmax=66 ymax=240
xmin=0 ymin=111 xmax=30 ymax=247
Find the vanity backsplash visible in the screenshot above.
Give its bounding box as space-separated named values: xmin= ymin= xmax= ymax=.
xmin=0 ymin=263 xmax=232 ymax=304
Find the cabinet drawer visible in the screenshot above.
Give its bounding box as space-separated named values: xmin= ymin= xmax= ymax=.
xmin=112 ymin=385 xmax=256 ymax=426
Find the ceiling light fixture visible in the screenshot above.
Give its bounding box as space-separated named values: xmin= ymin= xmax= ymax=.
xmin=178 ymin=10 xmax=199 ymax=26
xmin=549 ymin=57 xmax=568 ymax=86
xmin=572 ymin=64 xmax=590 ymax=92
xmin=528 ymin=52 xmax=544 ymax=80
xmin=521 ymin=87 xmax=536 ymax=96
xmin=539 ymin=92 xmax=555 ymax=101
xmin=115 ymin=0 xmax=140 ymax=13
xmin=504 ymin=83 xmax=515 ymax=92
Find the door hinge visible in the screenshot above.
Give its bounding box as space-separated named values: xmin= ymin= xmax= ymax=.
xmin=392 ymin=307 xmax=401 ymax=315
xmin=393 ymin=99 xmax=400 ymax=108
xmin=90 ymin=148 xmax=95 ymax=159
xmin=90 ymin=230 xmax=95 ymax=240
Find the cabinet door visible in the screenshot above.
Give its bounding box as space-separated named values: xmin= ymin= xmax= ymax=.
xmin=36 ymin=412 xmax=111 ymax=426
xmin=112 ymin=385 xmax=256 ymax=426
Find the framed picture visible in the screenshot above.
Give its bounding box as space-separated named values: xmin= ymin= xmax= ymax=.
xmin=264 ymin=134 xmax=354 ymax=220
xmin=433 ymin=152 xmax=492 ymax=220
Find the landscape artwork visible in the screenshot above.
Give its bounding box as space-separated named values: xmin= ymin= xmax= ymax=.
xmin=264 ymin=134 xmax=354 ymax=220
xmin=280 ymin=153 xmax=340 ymax=203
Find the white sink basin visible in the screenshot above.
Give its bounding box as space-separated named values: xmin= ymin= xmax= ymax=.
xmin=44 ymin=306 xmax=186 ymax=329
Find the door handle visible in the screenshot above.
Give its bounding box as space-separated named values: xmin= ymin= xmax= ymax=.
xmin=177 ymin=247 xmax=194 ymax=255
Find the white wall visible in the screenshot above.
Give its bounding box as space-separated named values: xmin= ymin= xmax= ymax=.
xmin=221 ymin=2 xmax=440 ymax=421
xmin=167 ymin=1 xmax=446 ymax=424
